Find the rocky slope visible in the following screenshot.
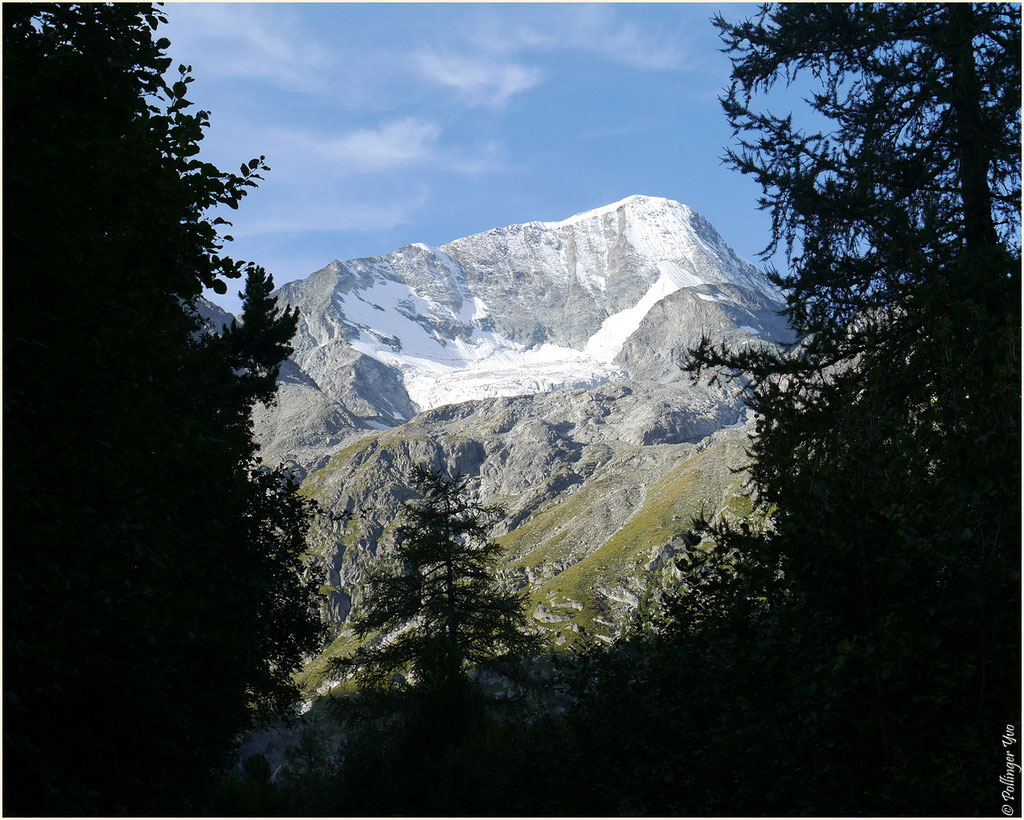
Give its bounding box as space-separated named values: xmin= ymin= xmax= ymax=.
xmin=237 ymin=196 xmax=796 ymax=687
xmin=298 ymin=385 xmax=760 ymax=653
xmin=253 ymin=195 xmax=788 ymax=477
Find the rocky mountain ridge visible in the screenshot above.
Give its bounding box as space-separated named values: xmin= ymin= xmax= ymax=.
xmin=298 ymin=384 xmax=760 ymax=650
xmin=254 ymin=195 xmax=789 ymax=477
xmin=232 ymin=196 xmax=794 ymax=681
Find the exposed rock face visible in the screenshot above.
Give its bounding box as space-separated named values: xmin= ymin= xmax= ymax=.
xmin=256 ymin=195 xmax=790 ymax=475
xmin=299 ymin=379 xmax=760 ymax=643
xmin=244 ymin=196 xmax=794 ymax=649
xmin=616 ymin=282 xmax=792 ymax=382
xmin=253 ymin=351 xmax=415 ymax=479
xmin=192 ymin=296 xmax=235 ymax=336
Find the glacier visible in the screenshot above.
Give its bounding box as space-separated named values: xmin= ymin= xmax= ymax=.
xmin=286 ymin=194 xmax=780 ymax=413
xmin=253 ymin=193 xmax=795 ymax=476
xmin=333 ymin=255 xmax=623 ymax=410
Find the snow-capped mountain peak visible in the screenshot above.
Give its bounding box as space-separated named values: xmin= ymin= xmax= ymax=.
xmin=533 ymin=193 xmax=670 ymax=228
xmin=272 ymin=196 xmax=784 ymax=419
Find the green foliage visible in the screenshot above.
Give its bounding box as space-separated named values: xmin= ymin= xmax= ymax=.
xmin=3 ymin=5 xmax=325 ymax=814
xmin=110 ymin=6 xmax=1024 ymax=815
xmin=337 ymin=465 xmax=543 ymax=695
xmin=662 ymin=3 xmax=1021 ymax=813
xmin=275 ymin=466 xmax=552 ymax=816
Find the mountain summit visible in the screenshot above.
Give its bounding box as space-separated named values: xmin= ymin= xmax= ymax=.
xmin=248 ymin=194 xmax=793 ymax=658
xmin=255 ymin=196 xmax=789 ymax=473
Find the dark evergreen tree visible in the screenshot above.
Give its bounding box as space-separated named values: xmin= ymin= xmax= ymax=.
xmin=317 ymin=466 xmax=544 ymax=815
xmin=340 ymin=465 xmax=542 ymax=696
xmin=3 ymin=4 xmax=324 ymax=814
xmin=665 ymin=3 xmax=1020 ymax=813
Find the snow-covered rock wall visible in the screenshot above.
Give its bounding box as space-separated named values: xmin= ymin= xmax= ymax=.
xmin=254 ymin=195 xmax=790 ymax=474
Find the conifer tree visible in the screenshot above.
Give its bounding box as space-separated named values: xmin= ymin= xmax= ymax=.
xmin=340 ymin=465 xmax=541 ymax=695
xmin=667 ymin=3 xmax=1020 ymax=813
xmin=3 ymin=5 xmax=324 ymax=814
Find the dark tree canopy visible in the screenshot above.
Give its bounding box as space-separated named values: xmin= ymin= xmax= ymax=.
xmin=716 ymin=2 xmax=1020 ymax=326
xmin=671 ymin=3 xmax=1020 ymax=813
xmin=3 ymin=4 xmax=324 ymax=814
xmin=340 ymin=465 xmax=542 ymax=694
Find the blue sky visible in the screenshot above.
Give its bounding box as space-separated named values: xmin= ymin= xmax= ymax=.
xmin=161 ymin=2 xmax=772 ymax=315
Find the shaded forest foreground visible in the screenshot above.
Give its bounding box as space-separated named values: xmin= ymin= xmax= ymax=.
xmin=3 ymin=3 xmax=1020 ymax=816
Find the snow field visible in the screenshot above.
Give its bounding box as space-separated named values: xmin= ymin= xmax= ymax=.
xmin=326 ymin=195 xmax=779 ymax=411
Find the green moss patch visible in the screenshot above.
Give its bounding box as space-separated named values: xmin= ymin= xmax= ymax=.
xmin=294 ymin=629 xmax=362 ymax=696
xmin=499 ymin=436 xmax=755 ymax=642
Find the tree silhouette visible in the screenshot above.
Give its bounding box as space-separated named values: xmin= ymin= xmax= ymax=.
xmin=669 ymin=4 xmax=1020 ymax=813
xmin=3 ymin=5 xmax=324 ymax=814
xmin=340 ymin=465 xmax=541 ymax=696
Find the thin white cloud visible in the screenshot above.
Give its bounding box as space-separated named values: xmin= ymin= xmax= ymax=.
xmin=233 ymin=189 xmax=431 ymax=237
xmin=413 ymin=51 xmax=543 ymax=108
xmin=405 ymin=6 xmax=687 ymax=109
xmin=582 ymin=21 xmax=686 ymax=71
xmin=317 ymin=119 xmax=443 ymax=171
xmin=566 ymin=5 xmax=688 ymax=71
xmin=238 ymin=119 xmax=504 ymax=181
xmin=470 ymin=5 xmax=688 ymax=72
xmin=448 ymin=140 xmax=508 ymax=175
xmin=163 ymin=4 xmax=334 ymax=94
